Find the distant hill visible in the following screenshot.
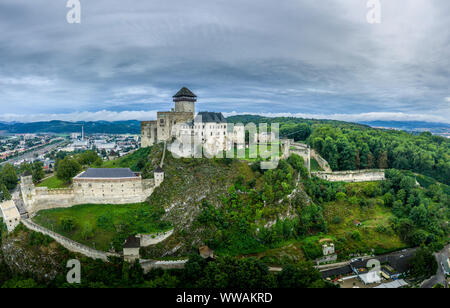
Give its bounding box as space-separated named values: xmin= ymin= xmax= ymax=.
xmin=0 ymin=117 xmax=448 ymax=136
xmin=0 ymin=120 xmax=141 ymax=134
xmin=358 ymin=120 xmax=450 ymax=134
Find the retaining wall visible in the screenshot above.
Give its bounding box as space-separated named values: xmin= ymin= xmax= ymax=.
xmin=21 ymin=219 xmax=119 ymax=261
xmin=312 ymin=169 xmax=385 ymax=182
xmin=138 ymin=229 xmax=174 ymax=247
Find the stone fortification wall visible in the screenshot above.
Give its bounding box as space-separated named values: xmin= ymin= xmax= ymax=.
xmin=141 ymin=121 xmax=157 ymax=147
xmin=20 ymin=176 xmax=154 ymax=215
xmin=21 ymin=219 xmax=119 ymax=261
xmin=311 ymin=149 xmax=332 ymax=172
xmin=312 ymin=169 xmax=385 ymax=182
xmin=73 ymin=177 xmax=151 ymax=205
xmin=290 ymin=142 xmax=311 ymax=172
xmin=140 ymin=259 xmax=188 ymax=273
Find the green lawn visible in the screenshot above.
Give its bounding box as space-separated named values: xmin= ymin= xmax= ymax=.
xmin=37 ymin=176 xmax=69 ymax=189
xmin=33 ymin=202 xmax=171 ymax=252
xmin=227 ymin=144 xmax=282 ymax=162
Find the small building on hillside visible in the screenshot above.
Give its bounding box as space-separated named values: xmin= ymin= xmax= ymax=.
xmin=0 ymin=200 xmax=21 ymax=232
xmin=322 ymin=243 xmax=335 ymax=256
xmin=123 ymin=235 xmax=141 ymax=262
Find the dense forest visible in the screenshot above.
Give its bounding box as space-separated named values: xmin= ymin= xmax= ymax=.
xmin=227 ymin=115 xmax=450 ymax=185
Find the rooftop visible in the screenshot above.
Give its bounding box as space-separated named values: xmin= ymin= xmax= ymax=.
xmin=123 ymin=235 xmax=141 ymax=248
xmin=0 ymin=200 xmax=20 ymax=220
xmin=76 ymin=168 xmax=138 ymax=179
xmin=173 ymin=87 xmax=196 ymax=98
xmin=195 ymin=112 xmax=227 ymax=123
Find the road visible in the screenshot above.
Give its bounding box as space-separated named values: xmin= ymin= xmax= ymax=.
xmin=421 ymin=244 xmax=449 ymax=288
xmin=0 ymin=140 xmax=65 ymax=166
xmin=268 ymin=247 xmax=418 ymax=273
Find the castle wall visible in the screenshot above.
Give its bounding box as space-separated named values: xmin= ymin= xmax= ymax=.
xmin=312 ymin=170 xmax=385 ymax=182
xmin=175 ymin=100 xmax=195 ymax=113
xmin=157 ymin=111 xmax=194 ymax=142
xmin=140 ymin=260 xmax=188 ymax=272
xmin=311 ymin=149 xmax=332 ymax=172
xmin=141 ymin=121 xmax=157 ymax=148
xmin=21 ymin=219 xmax=119 ymax=261
xmin=73 ymin=177 xmax=150 ymax=204
xmin=20 ymin=176 xmax=154 ymax=215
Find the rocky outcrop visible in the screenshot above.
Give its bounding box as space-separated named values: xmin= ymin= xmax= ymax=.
xmin=1 ymin=226 xmax=68 ymax=281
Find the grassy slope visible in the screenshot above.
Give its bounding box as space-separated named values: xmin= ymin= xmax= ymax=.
xmin=243 ymin=182 xmax=406 ymax=265
xmin=33 ymin=202 xmax=170 ymax=252
xmin=101 ymin=147 xmax=151 ymax=171
xmin=141 ymin=151 xmax=256 ymax=258
xmin=310 ymin=157 xmax=323 ymax=172
xmin=322 ymin=199 xmax=406 ymax=255
xmin=37 ymin=176 xmax=69 ymax=189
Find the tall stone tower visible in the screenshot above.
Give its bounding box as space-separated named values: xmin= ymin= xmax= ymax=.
xmin=173 ymin=87 xmax=196 ymax=114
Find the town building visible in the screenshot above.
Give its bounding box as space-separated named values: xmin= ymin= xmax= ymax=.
xmin=322 ymin=243 xmax=335 ymax=256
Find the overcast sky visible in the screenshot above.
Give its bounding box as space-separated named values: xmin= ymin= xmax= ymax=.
xmin=0 ymin=0 xmax=448 ymax=123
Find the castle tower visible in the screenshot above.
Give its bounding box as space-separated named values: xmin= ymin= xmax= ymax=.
xmin=173 ymin=87 xmax=196 ymax=114
xmin=154 ymin=166 xmax=164 ymax=187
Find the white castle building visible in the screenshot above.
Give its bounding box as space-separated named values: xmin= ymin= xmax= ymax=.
xmin=141 ymin=87 xmax=245 ymax=156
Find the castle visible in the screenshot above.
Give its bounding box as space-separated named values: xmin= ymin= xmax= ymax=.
xmin=141 ymin=87 xmax=244 ymax=156
xmin=19 ymin=167 xmax=163 ymax=216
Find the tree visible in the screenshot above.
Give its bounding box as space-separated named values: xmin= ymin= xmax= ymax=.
xmin=1 ymin=277 xmax=39 ymax=288
xmin=197 ymin=257 xmax=277 ymax=288
xmin=60 ymin=217 xmax=76 ymax=232
xmin=0 ymin=164 xmax=17 ymax=190
xmin=77 ymin=150 xmax=100 ymax=166
xmin=0 ymin=184 xmax=11 ymax=202
xmin=409 ymin=204 xmax=428 ymax=228
xmin=278 ymin=262 xmax=330 ymax=288
xmin=377 ymin=151 xmax=389 ymax=169
xmin=383 ymin=192 xmax=394 ymax=207
xmin=409 ymin=246 xmax=438 ymax=279
xmin=31 ymin=161 xmax=45 ymax=183
xmin=56 ymin=157 xmax=81 ymax=183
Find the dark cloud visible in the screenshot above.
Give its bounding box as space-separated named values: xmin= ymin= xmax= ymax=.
xmin=0 ymin=0 xmax=448 ymax=122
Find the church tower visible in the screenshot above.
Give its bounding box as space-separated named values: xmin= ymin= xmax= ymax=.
xmin=173 ymin=87 xmax=196 ymax=114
